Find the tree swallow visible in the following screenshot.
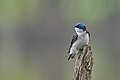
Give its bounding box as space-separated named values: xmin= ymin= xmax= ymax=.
xmin=68 ymin=22 xmax=90 ymax=60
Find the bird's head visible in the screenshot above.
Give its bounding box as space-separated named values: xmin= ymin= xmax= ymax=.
xmin=73 ymin=22 xmax=86 ymax=33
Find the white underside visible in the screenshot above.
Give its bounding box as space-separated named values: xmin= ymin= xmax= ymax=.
xmin=70 ymin=33 xmax=89 ymax=54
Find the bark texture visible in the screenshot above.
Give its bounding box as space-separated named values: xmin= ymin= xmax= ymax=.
xmin=73 ymin=45 xmax=93 ymax=80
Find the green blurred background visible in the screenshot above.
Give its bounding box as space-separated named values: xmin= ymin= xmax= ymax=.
xmin=0 ymin=0 xmax=120 ymax=80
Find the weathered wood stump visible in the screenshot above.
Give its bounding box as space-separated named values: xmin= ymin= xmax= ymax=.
xmin=73 ymin=45 xmax=93 ymax=80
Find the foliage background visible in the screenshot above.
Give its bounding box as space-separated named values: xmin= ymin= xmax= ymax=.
xmin=0 ymin=0 xmax=120 ymax=80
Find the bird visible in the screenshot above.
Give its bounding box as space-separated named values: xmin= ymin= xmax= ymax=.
xmin=68 ymin=22 xmax=90 ymax=60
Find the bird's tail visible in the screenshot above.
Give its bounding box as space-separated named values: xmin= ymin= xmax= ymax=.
xmin=68 ymin=53 xmax=75 ymax=60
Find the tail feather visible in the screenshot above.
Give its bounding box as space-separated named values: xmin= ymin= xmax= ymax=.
xmin=68 ymin=54 xmax=72 ymax=60
xmin=68 ymin=54 xmax=75 ymax=60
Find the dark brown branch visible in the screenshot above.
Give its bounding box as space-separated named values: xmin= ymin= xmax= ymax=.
xmin=73 ymin=45 xmax=93 ymax=80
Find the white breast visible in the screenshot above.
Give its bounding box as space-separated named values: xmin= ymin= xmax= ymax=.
xmin=72 ymin=33 xmax=89 ymax=50
xmin=70 ymin=32 xmax=89 ymax=54
xmin=84 ymin=33 xmax=89 ymax=45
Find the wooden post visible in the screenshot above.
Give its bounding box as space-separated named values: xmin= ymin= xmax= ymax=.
xmin=73 ymin=45 xmax=93 ymax=80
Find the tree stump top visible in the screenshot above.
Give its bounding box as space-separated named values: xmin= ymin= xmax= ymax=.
xmin=73 ymin=45 xmax=93 ymax=80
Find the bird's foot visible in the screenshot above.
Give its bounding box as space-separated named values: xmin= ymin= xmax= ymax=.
xmin=78 ymin=48 xmax=83 ymax=53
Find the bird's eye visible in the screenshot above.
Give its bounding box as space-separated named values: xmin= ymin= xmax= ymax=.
xmin=83 ymin=29 xmax=85 ymax=31
xmin=82 ymin=27 xmax=86 ymax=31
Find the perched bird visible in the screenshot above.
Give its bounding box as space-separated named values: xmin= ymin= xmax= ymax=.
xmin=68 ymin=22 xmax=90 ymax=60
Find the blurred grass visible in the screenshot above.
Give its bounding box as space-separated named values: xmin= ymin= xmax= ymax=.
xmin=0 ymin=0 xmax=120 ymax=80
xmin=0 ymin=59 xmax=43 ymax=80
xmin=60 ymin=0 xmax=120 ymax=23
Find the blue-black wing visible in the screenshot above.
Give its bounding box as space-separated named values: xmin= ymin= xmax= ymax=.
xmin=86 ymin=30 xmax=90 ymax=37
xmin=68 ymin=33 xmax=78 ymax=53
